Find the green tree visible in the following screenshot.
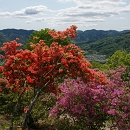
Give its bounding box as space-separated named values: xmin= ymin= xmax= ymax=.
xmin=24 ymin=28 xmax=72 ymax=49
xmin=124 ymin=53 xmax=130 ymax=66
xmin=106 ymin=50 xmax=129 ymax=68
xmin=91 ymin=61 xmax=110 ymax=73
xmin=91 ymin=50 xmax=130 ymax=73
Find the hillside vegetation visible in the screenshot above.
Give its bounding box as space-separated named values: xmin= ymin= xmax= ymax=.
xmin=0 ymin=26 xmax=130 ymax=130
xmin=80 ymin=32 xmax=130 ymax=58
xmin=0 ymin=29 xmax=34 ymax=47
xmin=0 ymin=29 xmax=130 ymax=58
xmin=74 ymin=29 xmax=130 ymax=43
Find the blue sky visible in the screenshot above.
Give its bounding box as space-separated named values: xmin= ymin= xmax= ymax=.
xmin=0 ymin=0 xmax=130 ymax=31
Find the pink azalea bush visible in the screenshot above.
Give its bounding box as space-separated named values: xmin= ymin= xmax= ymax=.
xmin=105 ymin=66 xmax=130 ymax=129
xmin=49 ymin=66 xmax=130 ymax=130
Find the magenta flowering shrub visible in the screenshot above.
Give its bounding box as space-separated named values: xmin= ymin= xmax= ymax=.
xmin=50 ymin=78 xmax=109 ymax=129
xmin=104 ymin=66 xmax=130 ymax=129
xmin=49 ymin=66 xmax=130 ymax=130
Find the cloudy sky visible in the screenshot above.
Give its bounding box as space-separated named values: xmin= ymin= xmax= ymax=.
xmin=0 ymin=0 xmax=130 ymax=31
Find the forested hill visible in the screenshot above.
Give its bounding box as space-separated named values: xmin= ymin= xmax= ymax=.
xmin=0 ymin=29 xmax=34 ymax=46
xmin=74 ymin=29 xmax=130 ymax=44
xmin=0 ymin=28 xmax=130 ymax=58
xmin=81 ymin=32 xmax=130 ymax=58
xmin=0 ymin=28 xmax=130 ymax=46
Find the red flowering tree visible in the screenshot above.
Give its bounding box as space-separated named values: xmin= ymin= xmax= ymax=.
xmin=0 ymin=25 xmax=107 ymax=129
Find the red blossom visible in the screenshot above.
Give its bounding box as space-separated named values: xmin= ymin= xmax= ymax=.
xmin=26 ymin=75 xmax=34 ymax=83
xmin=24 ymin=107 xmax=28 ymax=113
xmin=0 ymin=25 xmax=107 ymax=93
xmin=59 ymin=68 xmax=63 ymax=73
xmin=0 ymin=66 xmax=3 ymax=73
xmin=0 ymin=87 xmax=2 ymax=92
xmin=18 ymin=128 xmax=22 ymax=130
xmin=16 ymin=38 xmax=20 ymax=40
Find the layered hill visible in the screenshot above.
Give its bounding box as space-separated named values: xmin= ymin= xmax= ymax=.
xmin=0 ymin=28 xmax=130 ymax=59
xmin=0 ymin=29 xmax=34 ymax=47
xmin=74 ymin=29 xmax=130 ymax=43
xmin=80 ymin=32 xmax=130 ymax=58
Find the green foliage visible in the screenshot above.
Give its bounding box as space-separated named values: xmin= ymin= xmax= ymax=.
xmin=91 ymin=62 xmax=110 ymax=73
xmin=50 ymin=117 xmax=81 ymax=130
xmin=0 ymin=87 xmax=57 ymax=128
xmin=1 ymin=27 xmax=130 ymax=129
xmin=24 ymin=28 xmax=52 ymax=49
xmin=30 ymin=92 xmax=57 ymax=128
xmin=106 ymin=50 xmax=130 ymax=68
xmin=24 ymin=28 xmax=71 ymax=49
xmin=0 ymin=87 xmax=29 ymax=116
xmin=124 ymin=53 xmax=130 ymax=66
xmin=91 ymin=50 xmax=130 ymax=74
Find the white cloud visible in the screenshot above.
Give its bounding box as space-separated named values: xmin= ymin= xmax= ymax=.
xmin=54 ymin=0 xmax=130 ymax=28
xmin=119 ymin=17 xmax=125 ymax=19
xmin=119 ymin=4 xmax=130 ymax=13
xmin=23 ymin=5 xmax=47 ymax=15
xmin=121 ymin=26 xmax=130 ymax=30
xmin=0 ymin=0 xmax=130 ymax=30
xmin=56 ymin=0 xmax=127 ymax=18
xmin=35 ymin=18 xmax=44 ymax=22
xmin=58 ymin=0 xmax=126 ymax=4
xmin=25 ymin=21 xmax=32 ymax=24
xmin=0 ymin=12 xmax=11 ymax=17
xmin=0 ymin=5 xmax=48 ymax=18
xmin=57 ymin=0 xmax=72 ymax=2
xmin=14 ymin=15 xmax=33 ymax=19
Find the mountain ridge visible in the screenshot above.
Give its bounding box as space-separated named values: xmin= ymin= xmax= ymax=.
xmin=0 ymin=28 xmax=130 ymax=60
xmin=74 ymin=29 xmax=130 ymax=43
xmin=0 ymin=28 xmax=130 ymax=45
xmin=81 ymin=32 xmax=130 ymax=58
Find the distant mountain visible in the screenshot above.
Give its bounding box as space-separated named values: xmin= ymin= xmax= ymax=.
xmin=0 ymin=32 xmax=8 ymax=46
xmin=0 ymin=28 xmax=130 ymax=59
xmin=1 ymin=28 xmax=130 ymax=46
xmin=74 ymin=29 xmax=130 ymax=44
xmin=81 ymin=32 xmax=130 ymax=58
xmin=0 ymin=29 xmax=34 ymax=47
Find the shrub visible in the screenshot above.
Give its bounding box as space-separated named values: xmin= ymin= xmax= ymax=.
xmin=49 ymin=66 xmax=130 ymax=130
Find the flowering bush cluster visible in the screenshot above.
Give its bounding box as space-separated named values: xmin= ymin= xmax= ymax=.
xmin=0 ymin=25 xmax=107 ymax=129
xmin=48 ymin=25 xmax=77 ymax=40
xmin=0 ymin=24 xmax=129 ymax=129
xmin=50 ymin=78 xmax=108 ymax=130
xmin=49 ymin=66 xmax=130 ymax=130
xmin=104 ymin=66 xmax=130 ymax=129
xmin=0 ymin=25 xmax=106 ymax=94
